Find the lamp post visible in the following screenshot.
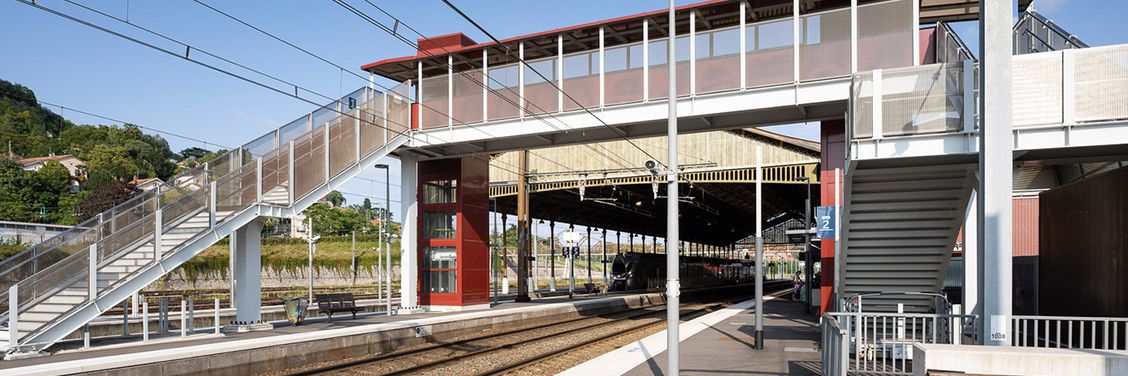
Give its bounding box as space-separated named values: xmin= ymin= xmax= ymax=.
xmin=799 ymin=176 xmax=813 ymax=314
xmin=375 ymin=163 xmax=392 ymax=316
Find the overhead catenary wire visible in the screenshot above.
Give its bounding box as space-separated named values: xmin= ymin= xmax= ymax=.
xmin=354 ymin=0 xmax=643 ymax=171
xmin=192 ymin=0 xmax=606 ymax=171
xmin=0 ymin=86 xmax=233 ymax=150
xmin=13 ymin=0 xmax=430 ymax=147
xmin=436 ymin=0 xmax=666 ymax=166
xmin=332 ymin=0 xmax=641 ymax=172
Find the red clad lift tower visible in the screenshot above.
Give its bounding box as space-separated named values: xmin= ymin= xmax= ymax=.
xmin=417 ymin=156 xmax=491 ymax=310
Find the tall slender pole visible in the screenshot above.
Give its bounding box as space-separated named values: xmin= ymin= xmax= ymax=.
xmin=515 ymin=150 xmax=531 ymax=302
xmin=377 ymin=209 xmax=383 ymax=305
xmin=383 ymin=166 xmax=392 ymax=316
xmin=754 ymin=146 xmax=764 ymax=349
xmin=665 ymin=1 xmax=681 ymax=373
xmin=602 ymin=229 xmax=608 ymax=283
xmin=492 ymin=198 xmax=499 ymax=305
xmin=804 ymin=178 xmax=813 ymax=314
xmin=308 ymin=216 xmax=314 ymax=303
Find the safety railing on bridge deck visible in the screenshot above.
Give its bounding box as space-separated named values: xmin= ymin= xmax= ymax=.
xmin=4 ymin=82 xmax=414 ymax=351
xmin=413 ymin=0 xmax=918 ymax=133
xmin=821 ymin=311 xmax=977 ymax=376
xmin=849 ymin=60 xmax=976 ymax=143
xmin=1011 ymin=315 xmax=1128 ymax=350
xmin=850 ymin=44 xmax=1128 ymax=153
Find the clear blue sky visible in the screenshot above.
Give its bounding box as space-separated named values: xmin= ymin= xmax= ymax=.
xmin=2 ymin=0 xmax=1126 ymax=227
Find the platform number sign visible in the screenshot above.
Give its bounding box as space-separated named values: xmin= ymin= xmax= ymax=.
xmin=560 ymin=231 xmax=584 ymax=258
xmin=348 ymin=97 xmax=357 ymax=109
xmin=815 ymin=206 xmax=838 ymax=239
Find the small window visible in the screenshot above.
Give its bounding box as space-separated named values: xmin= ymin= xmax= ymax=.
xmin=427 ymin=270 xmax=457 ymax=293
xmin=423 ymin=212 xmax=457 ymax=240
xmin=428 ymin=246 xmax=457 ymax=268
xmin=422 ymin=179 xmax=457 ymax=204
xmin=648 ymin=40 xmax=667 ymax=66
xmin=488 ymin=65 xmax=519 ymax=89
xmin=605 ymin=46 xmax=628 ymax=72
xmin=426 ymin=246 xmax=457 ymax=293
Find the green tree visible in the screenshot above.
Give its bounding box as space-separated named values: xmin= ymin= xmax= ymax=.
xmin=77 ymin=180 xmax=140 ymax=221
xmin=324 ymin=190 xmax=346 ymax=208
xmin=303 ymin=203 xmax=373 ymax=236
xmin=179 ymin=147 xmax=211 ymax=160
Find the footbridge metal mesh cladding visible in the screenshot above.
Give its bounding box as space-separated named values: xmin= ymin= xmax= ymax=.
xmin=0 ymin=82 xmax=412 ymax=352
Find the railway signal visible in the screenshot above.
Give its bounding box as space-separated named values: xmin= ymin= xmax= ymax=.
xmin=560 ymin=230 xmax=584 ymax=299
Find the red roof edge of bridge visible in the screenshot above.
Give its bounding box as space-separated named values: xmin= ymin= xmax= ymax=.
xmin=360 ymin=0 xmax=732 ymax=75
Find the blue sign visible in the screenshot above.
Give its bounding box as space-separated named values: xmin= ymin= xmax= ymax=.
xmin=815 ymin=206 xmax=838 ymax=239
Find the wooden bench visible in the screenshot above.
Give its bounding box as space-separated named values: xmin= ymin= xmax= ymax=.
xmin=315 ymin=293 xmax=358 ymax=322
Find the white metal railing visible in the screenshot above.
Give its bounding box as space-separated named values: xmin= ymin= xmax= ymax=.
xmin=850 ymin=44 xmax=1128 ymax=146
xmin=1011 ymin=315 xmax=1128 ymax=350
xmin=850 ymin=60 xmax=976 ymax=142
xmin=822 ymin=311 xmax=977 ymax=376
xmin=413 ymin=0 xmax=917 ymax=134
xmin=822 ymin=315 xmax=849 ymax=376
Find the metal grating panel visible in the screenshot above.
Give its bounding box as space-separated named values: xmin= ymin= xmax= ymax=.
xmin=881 ymin=63 xmax=963 ymax=137
xmin=1075 ymin=46 xmax=1128 ymax=123
xmin=1011 ymin=52 xmax=1062 ymax=128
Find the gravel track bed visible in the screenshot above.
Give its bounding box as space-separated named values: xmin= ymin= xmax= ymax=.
xmin=488 ymin=304 xmax=725 ymax=376
xmin=283 ymin=305 xmax=665 ymax=375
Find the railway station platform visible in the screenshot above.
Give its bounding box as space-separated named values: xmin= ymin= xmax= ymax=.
xmin=563 ymin=290 xmax=822 ymax=376
xmin=0 ymin=290 xmax=669 ymax=376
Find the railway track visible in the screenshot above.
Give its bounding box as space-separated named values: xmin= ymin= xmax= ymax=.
xmin=285 ymin=281 xmax=790 ymax=376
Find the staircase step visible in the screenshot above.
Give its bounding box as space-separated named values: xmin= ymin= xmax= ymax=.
xmin=850 ymin=189 xmax=966 ymax=203
xmin=846 ymin=238 xmax=953 ymax=248
xmin=848 ymin=229 xmax=951 ymax=240
xmin=25 ymin=302 xmax=76 ymax=314
xmin=849 ymin=199 xmax=963 ymax=213
xmin=852 ymin=178 xmax=967 ymax=194
xmin=849 ymin=210 xmax=956 ymax=222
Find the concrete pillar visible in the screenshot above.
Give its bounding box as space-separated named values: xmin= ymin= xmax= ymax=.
xmin=963 ymin=190 xmax=980 ymax=321
xmin=400 ymin=153 xmax=420 ymax=310
xmin=978 ymin=0 xmax=1013 ymax=346
xmin=232 ymin=219 xmax=263 ymax=323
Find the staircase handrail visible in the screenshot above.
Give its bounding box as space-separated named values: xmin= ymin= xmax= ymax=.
xmin=5 ymin=83 xmax=410 ymax=351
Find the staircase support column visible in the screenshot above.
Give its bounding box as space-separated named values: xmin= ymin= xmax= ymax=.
xmin=232 ymin=219 xmax=263 ymax=324
xmin=979 ymin=0 xmax=1013 ymax=346
xmin=515 ymin=150 xmax=531 ymax=302
xmin=963 ymin=190 xmax=980 ymax=326
xmin=399 ymin=153 xmax=420 ymax=311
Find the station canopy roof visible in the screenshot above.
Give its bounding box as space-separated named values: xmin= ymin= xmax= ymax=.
xmin=362 ymin=0 xmax=1032 ymax=82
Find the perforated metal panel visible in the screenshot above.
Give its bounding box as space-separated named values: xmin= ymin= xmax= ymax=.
xmin=1012 ymin=53 xmax=1062 ymax=128
xmin=857 ymin=0 xmax=914 ymax=71
xmin=1075 ymin=46 xmax=1128 ymax=123
xmin=881 ymin=63 xmax=963 ymax=137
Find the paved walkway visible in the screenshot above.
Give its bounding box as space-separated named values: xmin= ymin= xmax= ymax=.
xmin=565 ymin=291 xmax=823 ymax=376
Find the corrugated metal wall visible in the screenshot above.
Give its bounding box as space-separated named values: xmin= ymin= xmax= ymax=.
xmin=1013 ymin=196 xmax=1040 ymax=256
xmin=1039 ymin=166 xmax=1128 ymax=317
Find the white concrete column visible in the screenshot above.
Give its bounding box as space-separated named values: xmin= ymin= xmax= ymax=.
xmin=978 ymin=0 xmax=1014 ymax=346
xmin=232 ymin=219 xmax=263 ymax=324
xmin=399 ymin=153 xmax=420 ymax=310
xmin=963 ymin=189 xmax=979 ymax=321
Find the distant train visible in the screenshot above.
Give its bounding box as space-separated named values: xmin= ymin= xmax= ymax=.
xmin=608 ymin=252 xmax=753 ymax=291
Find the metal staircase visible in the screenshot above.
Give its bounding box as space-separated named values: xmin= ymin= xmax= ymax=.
xmin=841 ymin=163 xmax=975 ymax=313
xmin=0 ymin=84 xmax=413 ymax=354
